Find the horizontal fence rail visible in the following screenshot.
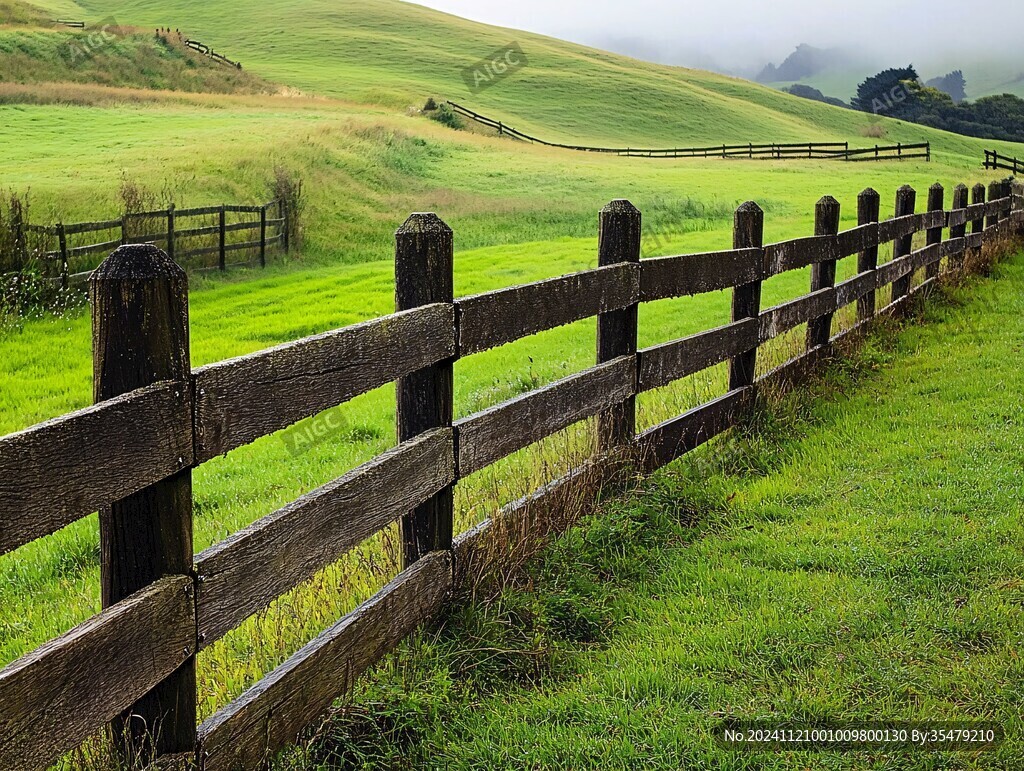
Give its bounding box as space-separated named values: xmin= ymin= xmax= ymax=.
xmin=446 ymin=101 xmax=930 ymax=162
xmin=1 ymin=178 xmax=1022 ymax=770
xmin=4 ymin=200 xmax=287 ymax=285
xmin=985 ymin=149 xmax=1024 ymax=174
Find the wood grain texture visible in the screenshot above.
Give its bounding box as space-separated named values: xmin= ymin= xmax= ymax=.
xmin=855 ymin=188 xmax=881 ymax=323
xmin=835 ymin=271 xmax=878 ymax=310
xmin=0 ymin=382 xmax=191 ymax=556
xmin=911 ymin=244 xmax=941 ymax=271
xmin=0 ymin=577 xmax=194 ymax=771
xmin=639 ymin=248 xmax=761 ymax=302
xmin=596 ymin=200 xmax=641 ymax=454
xmin=759 ymin=288 xmax=837 ymax=343
xmin=197 ymin=552 xmax=452 ymax=771
xmin=763 ymin=234 xmax=839 ymax=277
xmin=195 ymin=430 xmax=454 ymax=647
xmin=877 ymin=214 xmax=918 ymax=243
xmin=455 ymin=357 xmax=636 ymax=478
xmin=875 ymin=252 xmax=915 ymax=288
xmin=807 ymin=196 xmax=841 ymax=350
xmin=836 ymin=223 xmax=878 ymax=257
xmin=637 ymin=319 xmax=758 ymax=393
xmin=729 ymin=204 xmax=765 ymax=392
xmin=636 ymin=388 xmax=752 ymax=472
xmin=194 ymin=305 xmax=454 ymax=462
xmin=457 ymin=264 xmax=638 ymax=355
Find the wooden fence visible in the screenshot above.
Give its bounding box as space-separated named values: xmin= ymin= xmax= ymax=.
xmin=1 ymin=178 xmax=1021 ymax=770
xmin=446 ymin=101 xmax=931 ymax=162
xmin=17 ymin=200 xmax=287 ymax=285
xmin=984 ymin=149 xmax=1024 ymax=174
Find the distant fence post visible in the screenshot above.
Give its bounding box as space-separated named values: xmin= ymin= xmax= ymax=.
xmin=396 ymin=213 xmax=454 ymax=568
xmin=259 ymin=205 xmax=267 ymax=268
xmin=856 ymin=188 xmax=880 ymax=322
xmin=729 ymin=202 xmax=764 ymax=390
xmin=90 ymin=244 xmax=196 ymax=765
xmin=891 ymin=185 xmax=916 ymax=308
xmin=596 ymin=200 xmax=641 ymax=458
xmin=807 ymin=196 xmax=840 ymax=349
xmin=56 ymin=222 xmax=69 ymax=288
xmin=167 ymin=204 xmax=176 ymax=263
xmin=950 ymin=184 xmax=969 ymax=272
xmin=280 ymin=200 xmax=290 ymax=254
xmin=218 ymin=206 xmax=227 ymax=271
xmin=925 ymin=183 xmax=944 ymax=287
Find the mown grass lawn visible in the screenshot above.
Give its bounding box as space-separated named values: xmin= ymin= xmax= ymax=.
xmin=309 ymin=254 xmax=1024 ymax=770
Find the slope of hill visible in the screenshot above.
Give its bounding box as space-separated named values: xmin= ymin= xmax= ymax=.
xmin=26 ymin=0 xmax=1015 ymax=149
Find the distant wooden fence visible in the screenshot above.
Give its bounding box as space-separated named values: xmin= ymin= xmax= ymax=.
xmin=1 ymin=178 xmax=1021 ymax=770
xmin=984 ymin=149 xmax=1024 ymax=174
xmin=447 ymin=101 xmax=931 ymax=162
xmin=182 ymin=38 xmax=243 ymax=69
xmin=16 ymin=200 xmax=287 ymax=285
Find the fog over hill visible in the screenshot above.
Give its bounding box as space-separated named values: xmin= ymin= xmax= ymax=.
xmin=413 ymin=0 xmax=1023 ymax=94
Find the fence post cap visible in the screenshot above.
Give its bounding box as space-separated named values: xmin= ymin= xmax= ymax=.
xmin=91 ymin=243 xmax=184 ymax=283
xmin=897 ymin=184 xmax=916 ymax=194
xmin=929 ymin=182 xmax=945 ymax=193
xmin=396 ymin=212 xmax=452 ymax=237
xmin=601 ymin=199 xmax=640 ymax=215
xmin=735 ymin=200 xmax=763 ymax=215
xmin=858 ymin=187 xmax=881 ymax=200
xmin=816 ymin=195 xmax=840 ymax=208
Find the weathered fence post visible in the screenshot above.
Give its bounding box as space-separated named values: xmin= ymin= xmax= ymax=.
xmin=281 ymin=200 xmax=290 ymax=254
xmin=596 ymin=200 xmax=641 ymax=458
xmin=856 ymin=188 xmax=880 ymax=323
xmin=166 ymin=204 xmax=175 ymax=263
xmin=396 ymin=213 xmax=454 ymax=568
xmin=891 ymin=185 xmax=916 ymax=308
xmin=56 ymin=222 xmax=69 ymax=288
xmin=807 ymin=196 xmax=840 ymax=349
xmin=120 ymin=215 xmax=127 ymax=246
xmin=925 ymin=183 xmax=944 ymax=287
xmin=987 ymin=181 xmax=1002 ymax=231
xmin=950 ymin=184 xmax=969 ymax=273
xmin=218 ymin=206 xmax=227 ymax=271
xmin=259 ymin=205 xmax=267 ymax=268
xmin=90 ymin=244 xmax=195 ymax=765
xmin=972 ymin=183 xmax=987 ymax=250
xmin=729 ymin=202 xmax=764 ymax=390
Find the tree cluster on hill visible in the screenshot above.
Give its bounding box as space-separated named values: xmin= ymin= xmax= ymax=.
xmin=853 ymin=65 xmax=1024 ymax=143
xmin=757 ymin=44 xmax=845 ymax=83
xmin=925 ymin=70 xmax=967 ymax=103
xmin=783 ymin=84 xmax=850 ymax=109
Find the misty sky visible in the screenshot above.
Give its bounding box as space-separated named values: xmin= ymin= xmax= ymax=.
xmin=412 ymin=0 xmax=1022 ymax=76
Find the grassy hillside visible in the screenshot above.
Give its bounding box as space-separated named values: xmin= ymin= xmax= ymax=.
xmin=11 ymin=0 xmax=1016 ymax=149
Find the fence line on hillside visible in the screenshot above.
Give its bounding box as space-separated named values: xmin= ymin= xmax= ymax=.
xmin=1 ymin=177 xmax=1021 ymax=770
xmin=984 ymin=149 xmax=1024 ymax=174
xmin=446 ymin=101 xmax=932 ymax=162
xmin=11 ymin=200 xmax=287 ymax=285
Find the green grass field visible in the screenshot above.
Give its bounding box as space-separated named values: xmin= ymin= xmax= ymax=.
xmin=309 ymin=256 xmax=1024 ymax=770
xmin=2 ymin=0 xmax=1024 ymax=765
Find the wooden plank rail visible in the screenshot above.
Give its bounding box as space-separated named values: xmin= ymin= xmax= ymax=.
xmin=640 ymin=248 xmax=761 ymax=301
xmin=195 ymin=429 xmax=455 ymax=647
xmin=637 ymin=319 xmax=758 ymax=393
xmin=0 ymin=577 xmax=195 ymax=771
xmin=196 ymin=552 xmax=452 ymax=771
xmin=0 ymin=185 xmax=1019 ymax=770
xmin=0 ymin=381 xmax=192 ymax=556
xmin=457 ymin=263 xmax=639 ymax=355
xmin=194 ymin=304 xmax=455 ymax=462
xmin=455 ymin=356 xmax=636 ymax=477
